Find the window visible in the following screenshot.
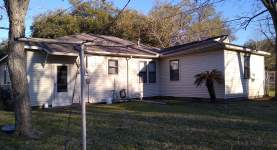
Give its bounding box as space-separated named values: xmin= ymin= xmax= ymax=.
xmin=108 ymin=60 xmax=118 ymax=74
xmin=244 ymin=55 xmax=250 ymax=79
xmin=148 ymin=61 xmax=156 ymax=83
xmin=3 ymin=65 xmax=7 ymax=84
xmin=57 ymin=66 xmax=68 ymax=92
xmin=170 ymin=60 xmax=179 ymax=81
xmin=139 ymin=61 xmax=147 ymax=83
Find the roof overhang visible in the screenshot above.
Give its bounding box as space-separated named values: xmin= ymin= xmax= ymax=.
xmin=160 ymin=42 xmax=224 ymax=58
xmin=160 ymin=41 xmax=271 ymax=58
xmin=20 ymin=37 xmax=159 ymax=58
xmin=24 ymin=45 xmax=79 ymax=56
xmin=86 ymin=50 xmax=159 ymax=58
xmin=224 ymin=43 xmax=271 ymax=56
xmin=0 ymin=55 xmax=8 ymax=64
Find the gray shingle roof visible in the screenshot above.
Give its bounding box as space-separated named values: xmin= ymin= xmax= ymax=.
xmin=25 ymin=33 xmax=160 ymax=56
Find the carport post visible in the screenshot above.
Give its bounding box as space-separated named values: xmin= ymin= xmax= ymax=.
xmin=80 ymin=43 xmax=86 ymax=150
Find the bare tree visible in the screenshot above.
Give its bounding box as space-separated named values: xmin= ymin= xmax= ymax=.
xmin=4 ymin=0 xmax=35 ymax=138
xmin=260 ymin=1 xmax=277 ymax=97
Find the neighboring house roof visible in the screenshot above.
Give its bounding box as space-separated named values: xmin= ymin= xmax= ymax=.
xmin=23 ymin=33 xmax=160 ymax=58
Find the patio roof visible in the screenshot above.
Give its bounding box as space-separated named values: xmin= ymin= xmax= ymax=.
xmin=21 ymin=33 xmax=160 ymax=58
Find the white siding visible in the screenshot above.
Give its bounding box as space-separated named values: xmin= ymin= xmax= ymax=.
xmin=27 ymin=51 xmax=53 ymax=106
xmin=4 ymin=48 xmax=266 ymax=107
xmin=26 ymin=50 xmax=77 ymax=106
xmin=83 ymin=55 xmax=160 ymax=103
xmin=224 ymin=50 xmax=265 ymax=98
xmin=159 ymin=50 xmax=225 ymax=98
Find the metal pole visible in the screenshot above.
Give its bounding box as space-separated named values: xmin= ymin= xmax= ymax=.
xmin=80 ymin=44 xmax=86 ymax=150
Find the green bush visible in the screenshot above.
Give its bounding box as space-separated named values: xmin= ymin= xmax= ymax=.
xmin=0 ymin=87 xmax=13 ymax=110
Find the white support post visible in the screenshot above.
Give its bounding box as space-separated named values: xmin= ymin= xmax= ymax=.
xmin=80 ymin=44 xmax=86 ymax=150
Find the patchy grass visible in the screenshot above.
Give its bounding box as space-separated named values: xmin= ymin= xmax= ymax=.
xmin=1 ymin=100 xmax=277 ymax=150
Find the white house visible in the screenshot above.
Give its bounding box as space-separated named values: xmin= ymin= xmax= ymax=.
xmin=0 ymin=33 xmax=270 ymax=107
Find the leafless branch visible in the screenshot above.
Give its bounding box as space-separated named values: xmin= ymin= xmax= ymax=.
xmin=0 ymin=27 xmax=9 ymax=30
xmin=164 ymin=0 xmax=224 ymax=19
xmin=259 ymin=23 xmax=275 ymax=47
xmin=240 ymin=9 xmax=268 ymax=29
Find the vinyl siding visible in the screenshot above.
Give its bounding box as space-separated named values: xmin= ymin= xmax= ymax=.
xmin=224 ymin=50 xmax=265 ymax=98
xmin=82 ymin=55 xmax=160 ymax=103
xmin=2 ymin=48 xmax=266 ymax=107
xmin=26 ymin=50 xmax=77 ymax=106
xmin=159 ymin=50 xmax=225 ymax=98
xmin=26 ymin=50 xmax=53 ymax=106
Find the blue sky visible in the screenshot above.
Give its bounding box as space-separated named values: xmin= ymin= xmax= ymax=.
xmin=0 ymin=0 xmax=268 ymax=45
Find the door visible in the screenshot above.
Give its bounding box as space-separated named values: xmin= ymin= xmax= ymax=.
xmin=53 ymin=65 xmax=71 ymax=106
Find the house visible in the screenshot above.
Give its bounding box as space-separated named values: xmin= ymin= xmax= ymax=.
xmin=0 ymin=33 xmax=270 ymax=107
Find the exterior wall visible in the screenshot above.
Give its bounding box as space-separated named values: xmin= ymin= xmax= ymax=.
xmin=1 ymin=48 xmax=266 ymax=107
xmin=0 ymin=62 xmax=10 ymax=88
xmin=224 ymin=50 xmax=265 ymax=98
xmin=159 ymin=50 xmax=225 ymax=99
xmin=26 ymin=50 xmax=77 ymax=106
xmin=80 ymin=55 xmax=160 ymax=103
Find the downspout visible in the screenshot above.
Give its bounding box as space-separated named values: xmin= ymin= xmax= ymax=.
xmin=126 ymin=56 xmax=132 ymax=98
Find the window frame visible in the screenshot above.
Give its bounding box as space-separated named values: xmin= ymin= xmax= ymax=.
xmin=148 ymin=61 xmax=156 ymax=83
xmin=57 ymin=65 xmax=68 ymax=93
xmin=139 ymin=61 xmax=148 ymax=83
xmin=244 ymin=55 xmax=250 ymax=79
xmin=170 ymin=59 xmax=180 ymax=81
xmin=108 ymin=59 xmax=119 ymax=75
xmin=3 ymin=65 xmax=7 ymax=84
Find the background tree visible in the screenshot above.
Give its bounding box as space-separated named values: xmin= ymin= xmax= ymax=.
xmin=147 ymin=1 xmax=186 ymax=47
xmin=177 ymin=4 xmax=233 ymax=43
xmin=4 ymin=0 xmax=35 ymax=138
xmin=111 ymin=10 xmax=154 ymax=45
xmin=245 ymin=39 xmax=275 ymax=70
xmin=31 ymin=0 xmax=233 ymax=48
xmin=31 ymin=11 xmax=80 ymax=38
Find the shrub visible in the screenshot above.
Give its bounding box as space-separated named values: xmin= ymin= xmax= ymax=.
xmin=0 ymin=86 xmax=13 ymax=110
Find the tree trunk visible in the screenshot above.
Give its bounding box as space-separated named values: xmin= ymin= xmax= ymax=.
xmin=260 ymin=1 xmax=277 ymax=98
xmin=275 ymin=35 xmax=277 ymax=98
xmin=206 ymin=79 xmax=216 ymax=103
xmin=4 ymin=0 xmax=33 ymax=137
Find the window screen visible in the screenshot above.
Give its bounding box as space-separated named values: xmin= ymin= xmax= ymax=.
xmin=244 ymin=55 xmax=250 ymax=79
xmin=148 ymin=61 xmax=156 ymax=83
xmin=108 ymin=60 xmax=118 ymax=74
xmin=170 ymin=60 xmax=179 ymax=81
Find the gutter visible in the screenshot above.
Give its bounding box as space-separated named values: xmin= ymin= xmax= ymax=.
xmin=85 ymin=51 xmax=159 ymax=58
xmin=0 ymin=55 xmax=8 ymax=63
xmin=160 ymin=42 xmax=223 ymax=58
xmin=24 ymin=45 xmax=79 ymax=56
xmin=224 ymin=43 xmax=271 ymax=56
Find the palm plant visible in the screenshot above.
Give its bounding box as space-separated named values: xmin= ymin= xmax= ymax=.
xmin=194 ymin=69 xmax=223 ymax=103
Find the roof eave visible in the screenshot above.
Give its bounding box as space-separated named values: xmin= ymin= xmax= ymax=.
xmin=24 ymin=45 xmax=79 ymax=56
xmin=224 ymin=43 xmax=271 ymax=56
xmin=160 ymin=42 xmax=224 ymax=58
xmin=86 ymin=51 xmax=159 ymax=58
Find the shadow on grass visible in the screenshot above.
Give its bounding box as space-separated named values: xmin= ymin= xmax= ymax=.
xmin=1 ymin=101 xmax=277 ymax=150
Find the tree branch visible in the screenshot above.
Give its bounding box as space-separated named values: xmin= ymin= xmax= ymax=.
xmin=242 ymin=9 xmax=268 ymax=29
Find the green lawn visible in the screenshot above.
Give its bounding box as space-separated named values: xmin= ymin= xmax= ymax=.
xmin=1 ymin=100 xmax=277 ymax=150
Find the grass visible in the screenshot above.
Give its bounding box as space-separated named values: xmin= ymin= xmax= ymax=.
xmin=1 ymin=100 xmax=277 ymax=150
